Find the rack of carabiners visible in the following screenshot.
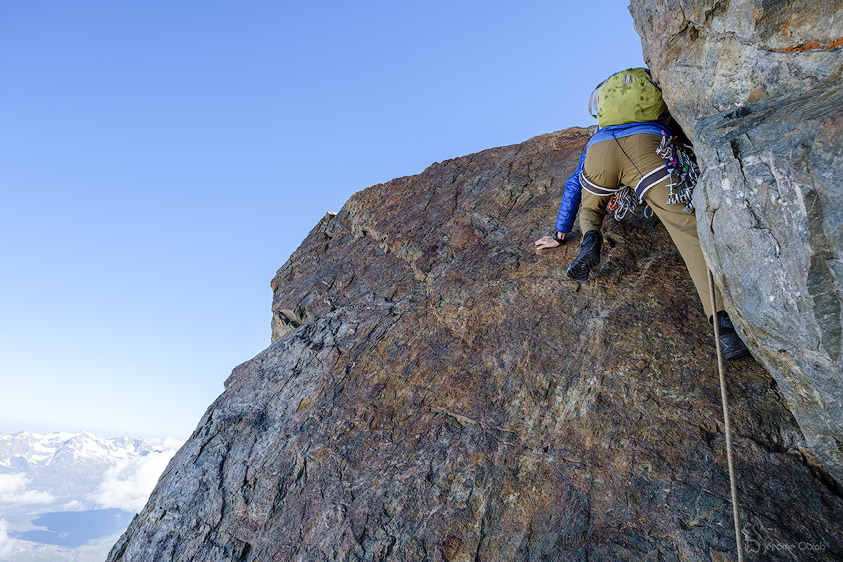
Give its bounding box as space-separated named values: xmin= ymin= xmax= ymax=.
xmin=657 ymin=130 xmax=700 ymax=213
xmin=607 ymin=185 xmax=637 ymax=221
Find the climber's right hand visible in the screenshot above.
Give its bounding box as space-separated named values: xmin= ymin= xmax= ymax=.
xmin=534 ymin=233 xmax=565 ymax=252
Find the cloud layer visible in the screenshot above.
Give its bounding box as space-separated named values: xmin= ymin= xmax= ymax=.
xmin=0 ymin=519 xmax=13 ymax=558
xmin=0 ymin=473 xmax=54 ymax=505
xmin=91 ymin=441 xmax=181 ymax=512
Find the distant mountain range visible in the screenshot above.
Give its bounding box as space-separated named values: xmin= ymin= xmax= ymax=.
xmin=0 ymin=431 xmax=161 ymax=503
xmin=0 ymin=431 xmax=181 ymax=562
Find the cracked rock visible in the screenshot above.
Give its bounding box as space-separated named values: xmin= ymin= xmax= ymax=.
xmin=107 ymin=127 xmax=842 ymax=561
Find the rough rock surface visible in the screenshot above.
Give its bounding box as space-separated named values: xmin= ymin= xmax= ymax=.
xmin=108 ymin=129 xmax=842 ymax=561
xmin=630 ymin=0 xmax=843 ymax=487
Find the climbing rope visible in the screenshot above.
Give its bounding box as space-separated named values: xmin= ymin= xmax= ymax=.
xmin=707 ymin=269 xmax=745 ymax=562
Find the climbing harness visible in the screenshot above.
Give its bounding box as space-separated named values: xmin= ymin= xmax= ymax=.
xmin=606 ymin=126 xmax=680 ymax=223
xmin=580 ymin=123 xmax=695 ymax=224
xmin=707 ymin=270 xmax=746 ymax=562
xmin=657 ymin=131 xmax=699 ymax=213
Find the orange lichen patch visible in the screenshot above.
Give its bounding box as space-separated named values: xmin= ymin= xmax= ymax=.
xmin=781 ymin=21 xmax=789 ymax=34
xmin=775 ymin=40 xmax=827 ymax=52
xmin=826 ymin=36 xmax=843 ymax=49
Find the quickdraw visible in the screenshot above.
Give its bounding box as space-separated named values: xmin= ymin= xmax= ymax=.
xmin=656 ymin=130 xmax=699 ymax=213
xmin=608 ymin=186 xmax=637 ymax=221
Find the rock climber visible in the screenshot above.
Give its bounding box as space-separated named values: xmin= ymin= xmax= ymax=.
xmin=534 ymin=67 xmax=750 ymax=360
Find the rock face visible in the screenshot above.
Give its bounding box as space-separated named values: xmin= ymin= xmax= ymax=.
xmin=630 ymin=0 xmax=843 ymax=487
xmin=107 ymin=129 xmax=843 ymax=561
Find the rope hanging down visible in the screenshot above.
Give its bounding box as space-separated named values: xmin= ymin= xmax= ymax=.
xmin=707 ymin=269 xmax=745 ymax=561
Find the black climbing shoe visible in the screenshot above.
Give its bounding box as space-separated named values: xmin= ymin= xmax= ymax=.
xmin=567 ymin=230 xmax=602 ymax=283
xmin=716 ymin=311 xmax=750 ymax=360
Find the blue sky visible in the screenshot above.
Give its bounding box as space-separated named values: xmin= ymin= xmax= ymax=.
xmin=0 ymin=2 xmax=644 ymax=439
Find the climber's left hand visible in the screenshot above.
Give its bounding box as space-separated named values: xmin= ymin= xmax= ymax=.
xmin=534 ymin=233 xmax=565 ymax=252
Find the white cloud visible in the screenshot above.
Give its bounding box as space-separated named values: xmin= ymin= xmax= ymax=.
xmin=0 ymin=519 xmax=17 ymax=558
xmin=145 ymin=437 xmax=185 ymax=450
xmin=91 ymin=442 xmax=181 ymax=512
xmin=61 ymin=499 xmax=87 ymax=511
xmin=0 ymin=473 xmax=55 ymax=504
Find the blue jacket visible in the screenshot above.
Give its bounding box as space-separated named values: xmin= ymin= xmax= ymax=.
xmin=555 ymin=122 xmax=671 ymax=234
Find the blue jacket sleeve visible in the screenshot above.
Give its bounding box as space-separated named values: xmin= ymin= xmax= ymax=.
xmin=555 ymin=149 xmax=586 ymax=234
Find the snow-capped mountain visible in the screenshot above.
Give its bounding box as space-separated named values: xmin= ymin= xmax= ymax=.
xmin=0 ymin=432 xmax=163 ymax=502
xmin=0 ymin=431 xmax=182 ymax=562
xmin=0 ymin=431 xmax=158 ymax=468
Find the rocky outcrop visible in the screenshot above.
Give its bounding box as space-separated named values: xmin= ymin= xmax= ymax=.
xmin=107 ymin=129 xmax=843 ymax=561
xmin=630 ymin=0 xmax=843 ymax=487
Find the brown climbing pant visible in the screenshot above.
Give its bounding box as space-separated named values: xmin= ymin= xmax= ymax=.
xmin=578 ymin=133 xmax=724 ymax=319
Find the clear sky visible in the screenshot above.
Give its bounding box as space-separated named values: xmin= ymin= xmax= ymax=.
xmin=0 ymin=2 xmax=645 ymax=439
